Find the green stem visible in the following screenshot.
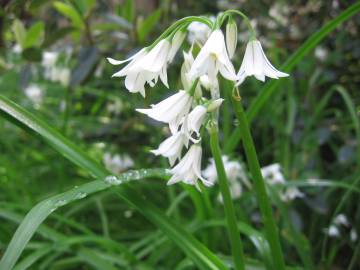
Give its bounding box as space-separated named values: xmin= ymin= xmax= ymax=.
xmin=231 ymin=95 xmax=286 ymax=270
xmin=209 ymin=125 xmax=245 ymax=270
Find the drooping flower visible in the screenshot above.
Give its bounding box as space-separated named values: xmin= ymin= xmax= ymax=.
xmin=226 ymin=19 xmax=238 ymax=59
xmin=186 ymin=105 xmax=207 ymax=137
xmin=136 ymin=90 xmax=193 ymax=133
xmin=108 ymin=40 xmax=171 ymax=96
xmin=237 ymin=39 xmax=289 ymax=85
xmin=168 ymin=144 xmax=212 ymax=187
xmin=188 ymin=29 xmax=237 ymax=83
xmin=168 ymin=30 xmax=187 ymax=62
xmin=151 ymin=131 xmax=188 ymax=166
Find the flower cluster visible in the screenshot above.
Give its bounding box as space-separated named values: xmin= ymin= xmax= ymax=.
xmin=261 ymin=163 xmax=304 ymax=202
xmin=325 ymin=214 xmax=358 ymax=243
xmin=108 ymin=12 xmax=288 ymax=188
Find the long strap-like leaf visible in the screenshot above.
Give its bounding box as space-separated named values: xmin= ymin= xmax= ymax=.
xmin=0 ymin=94 xmax=228 ymax=270
xmin=225 ymin=2 xmax=360 ymax=153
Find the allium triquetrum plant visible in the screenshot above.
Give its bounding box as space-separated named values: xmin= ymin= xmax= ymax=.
xmin=108 ymin=10 xmax=289 ymax=270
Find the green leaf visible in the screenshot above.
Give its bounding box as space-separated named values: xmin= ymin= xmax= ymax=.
xmin=24 ymin=21 xmax=44 ymax=48
xmin=122 ymin=0 xmax=135 ymax=23
xmin=0 ymin=95 xmax=228 ymax=270
xmin=11 ymin=19 xmax=26 ymax=48
xmin=224 ymin=2 xmax=360 ymax=153
xmin=137 ymin=9 xmax=162 ymax=43
xmin=116 ymin=188 xmax=228 ymax=270
xmin=21 ymin=47 xmax=42 ymax=62
xmin=53 ymin=1 xmax=85 ymax=29
xmin=42 ymin=27 xmax=74 ymax=48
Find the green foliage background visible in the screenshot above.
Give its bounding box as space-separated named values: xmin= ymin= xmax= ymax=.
xmin=0 ymin=0 xmax=359 ymax=269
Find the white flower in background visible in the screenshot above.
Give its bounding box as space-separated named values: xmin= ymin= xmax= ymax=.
xmin=324 ymin=213 xmax=355 ymax=239
xmin=187 ymin=21 xmax=211 ymax=45
xmin=50 ymin=67 xmax=70 ymax=87
xmin=237 ymin=39 xmax=289 ymax=85
xmin=103 ymin=153 xmax=134 ymax=174
xmin=42 ymin=51 xmax=59 ymax=67
xmin=203 ymin=155 xmax=249 ymax=201
xmin=326 ymin=225 xmax=340 ymax=238
xmin=226 ymin=19 xmax=238 ymax=58
xmin=188 ymin=29 xmax=237 ymax=83
xmin=314 ymin=46 xmax=328 ymax=61
xmin=334 ymin=214 xmax=349 ymax=227
xmin=24 ymin=84 xmax=43 ymax=105
xmin=280 ymin=187 xmax=305 ymax=202
xmin=151 ymin=131 xmax=188 ymax=166
xmin=261 ymin=163 xmax=286 ymax=185
xmin=168 ymin=144 xmax=212 ymax=187
xmin=136 ymin=90 xmax=193 ymax=133
xmin=12 ymin=44 xmax=22 ymax=54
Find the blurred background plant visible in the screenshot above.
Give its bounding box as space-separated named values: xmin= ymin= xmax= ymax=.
xmin=0 ymin=0 xmax=359 ymax=269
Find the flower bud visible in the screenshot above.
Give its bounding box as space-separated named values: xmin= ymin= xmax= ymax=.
xmin=226 ymin=18 xmax=237 ymax=59
xmin=207 ymin=98 xmax=224 ymax=112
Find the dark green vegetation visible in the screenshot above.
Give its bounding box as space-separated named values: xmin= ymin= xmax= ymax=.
xmin=0 ymin=1 xmax=359 ymax=269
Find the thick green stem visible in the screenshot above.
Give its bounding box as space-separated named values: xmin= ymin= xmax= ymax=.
xmin=209 ymin=126 xmax=245 ymax=270
xmin=231 ymin=96 xmax=286 ymax=270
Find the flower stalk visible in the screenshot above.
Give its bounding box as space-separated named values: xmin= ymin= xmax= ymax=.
xmin=231 ymin=87 xmax=286 ymax=270
xmin=209 ymin=123 xmax=245 ymax=270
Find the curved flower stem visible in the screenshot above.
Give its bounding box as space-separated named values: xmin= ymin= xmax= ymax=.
xmin=231 ymin=91 xmax=286 ymax=270
xmin=209 ymin=124 xmax=245 ymax=270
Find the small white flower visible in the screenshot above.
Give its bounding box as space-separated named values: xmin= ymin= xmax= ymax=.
xmin=237 ymin=39 xmax=288 ymax=85
xmin=261 ymin=163 xmax=286 ymax=185
xmin=24 ymin=84 xmax=43 ymax=105
xmin=327 ymin=225 xmax=340 ymax=238
xmin=280 ymin=187 xmax=305 ymax=202
xmin=42 ymin=51 xmax=59 ymax=67
xmin=50 ymin=67 xmax=70 ymax=87
xmin=226 ymin=19 xmax=237 ymax=58
xmin=187 ymin=21 xmax=211 ymax=45
xmin=334 ymin=214 xmax=349 ymax=227
xmin=314 ymin=46 xmax=328 ymax=61
xmin=187 ymin=105 xmax=207 ymax=137
xmin=151 ymin=131 xmax=188 ymax=166
xmin=168 ymin=144 xmax=212 ymax=187
xmin=188 ymin=29 xmax=237 ymax=83
xmin=103 ymin=153 xmax=134 ymax=174
xmin=136 ymin=90 xmax=193 ymax=133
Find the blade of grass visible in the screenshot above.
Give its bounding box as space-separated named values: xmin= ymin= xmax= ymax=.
xmin=224 ymin=2 xmax=360 ymax=153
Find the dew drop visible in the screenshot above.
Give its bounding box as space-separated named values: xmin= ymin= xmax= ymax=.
xmin=54 ymin=199 xmax=67 ymax=207
xmin=75 ymin=192 xmax=87 ymax=199
xmin=104 ymin=175 xmax=122 ymax=185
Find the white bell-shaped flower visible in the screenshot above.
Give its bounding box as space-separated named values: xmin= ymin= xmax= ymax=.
xmin=151 ymin=131 xmax=189 ymax=166
xmin=237 ymin=39 xmax=289 ymax=85
xmin=187 ymin=105 xmax=207 ymax=137
xmin=168 ymin=30 xmax=186 ymax=62
xmin=226 ymin=19 xmax=237 ymax=59
xmin=108 ymin=39 xmax=171 ymax=96
xmin=168 ymin=144 xmax=212 ymax=187
xmin=136 ymin=90 xmax=192 ymax=132
xmin=188 ymin=29 xmax=237 ymax=83
xmin=187 ymin=21 xmax=211 ymax=45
